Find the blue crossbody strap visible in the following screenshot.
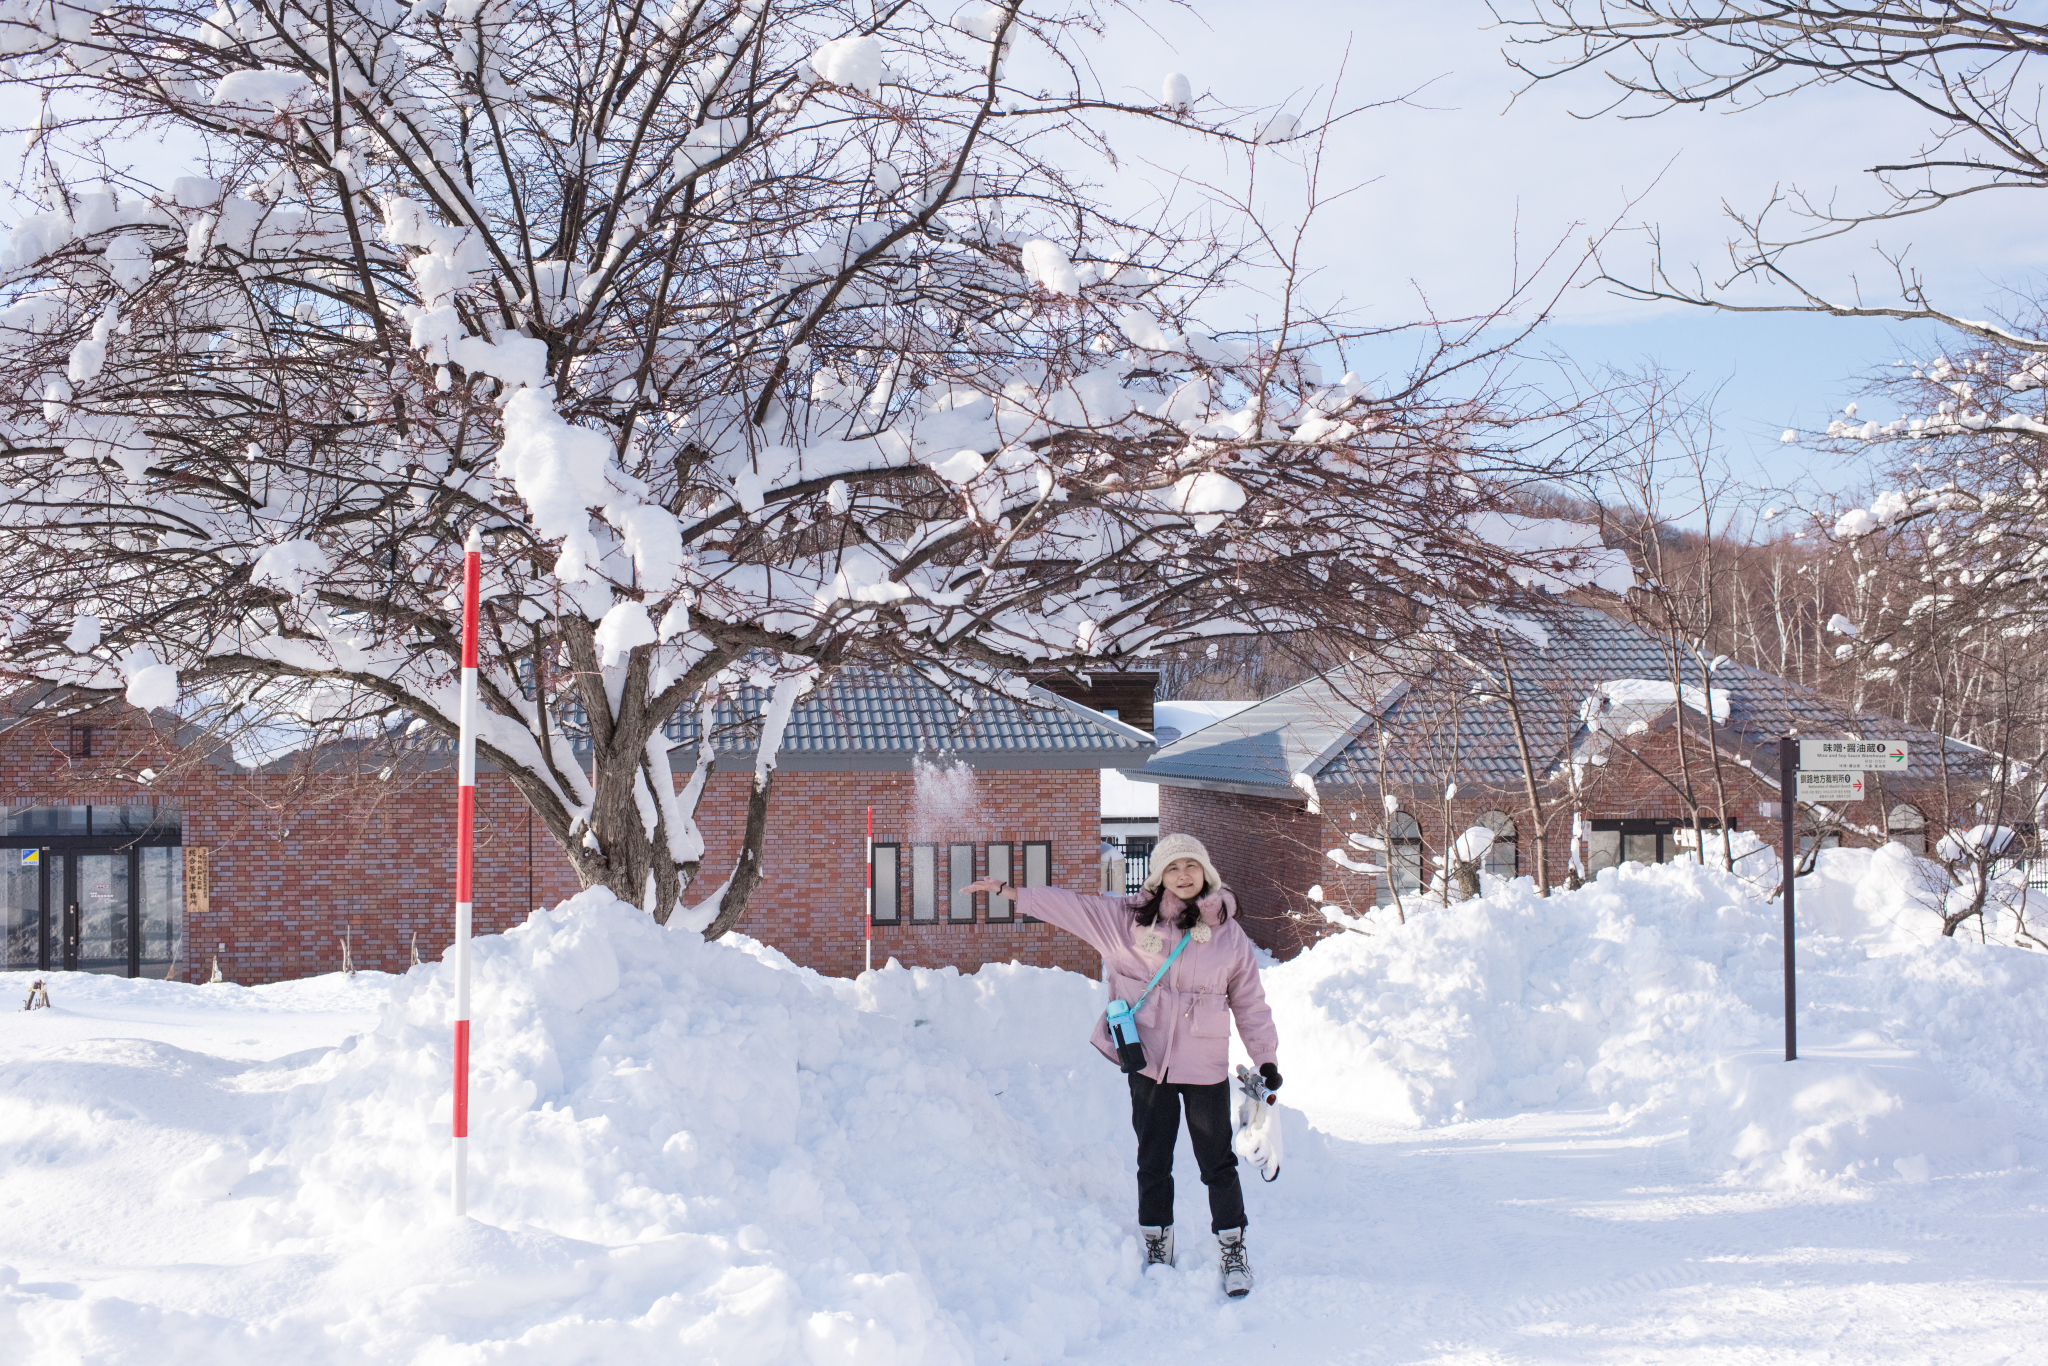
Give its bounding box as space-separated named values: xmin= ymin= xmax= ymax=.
xmin=1131 ymin=928 xmax=1191 ymax=1012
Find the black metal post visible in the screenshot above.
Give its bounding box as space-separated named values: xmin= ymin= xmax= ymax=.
xmin=1779 ymin=735 xmax=1798 ymax=1062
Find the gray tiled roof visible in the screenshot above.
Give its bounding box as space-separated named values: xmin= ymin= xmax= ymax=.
xmin=1133 ymin=604 xmax=1980 ymax=797
xmin=667 ymin=666 xmax=1154 ymax=772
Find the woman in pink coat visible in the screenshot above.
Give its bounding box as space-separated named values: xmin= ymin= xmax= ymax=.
xmin=967 ymin=832 xmax=1281 ymax=1297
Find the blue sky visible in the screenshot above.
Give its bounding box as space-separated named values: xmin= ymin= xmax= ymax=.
xmin=1066 ymin=1 xmax=2044 ymax=508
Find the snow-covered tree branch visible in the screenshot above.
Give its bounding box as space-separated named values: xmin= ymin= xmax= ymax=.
xmin=0 ymin=0 xmax=1614 ymax=930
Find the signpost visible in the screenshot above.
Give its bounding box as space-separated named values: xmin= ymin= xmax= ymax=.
xmin=1778 ymin=738 xmax=1798 ymax=1063
xmin=1779 ymin=736 xmax=1910 ymax=1063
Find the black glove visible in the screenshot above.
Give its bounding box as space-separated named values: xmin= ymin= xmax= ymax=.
xmin=1259 ymin=1062 xmax=1283 ymax=1093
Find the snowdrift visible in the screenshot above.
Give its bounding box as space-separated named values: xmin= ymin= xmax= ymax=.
xmin=5 ymin=847 xmax=2045 ymax=1362
xmin=0 ymin=892 xmax=1326 ymax=1364
xmin=1268 ymin=847 xmax=2047 ymax=1184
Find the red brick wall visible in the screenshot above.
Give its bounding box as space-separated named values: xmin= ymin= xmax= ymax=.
xmin=1158 ymin=785 xmax=1339 ymax=959
xmin=694 ymin=768 xmax=1102 ymax=979
xmin=8 ymin=701 xmax=1970 ymax=983
xmin=0 ymin=707 xmax=1103 ymax=984
xmin=0 ymin=712 xmax=581 ymax=983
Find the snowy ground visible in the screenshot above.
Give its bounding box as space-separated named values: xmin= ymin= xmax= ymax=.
xmin=3 ymin=850 xmax=2044 ymax=1364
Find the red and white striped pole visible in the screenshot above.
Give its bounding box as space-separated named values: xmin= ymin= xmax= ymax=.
xmin=452 ymin=527 xmax=481 ymax=1217
xmin=864 ymin=805 xmax=873 ymax=974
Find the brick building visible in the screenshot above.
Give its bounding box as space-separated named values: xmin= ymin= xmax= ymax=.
xmin=0 ymin=670 xmax=1151 ymax=984
xmin=1129 ymin=605 xmax=1986 ymax=958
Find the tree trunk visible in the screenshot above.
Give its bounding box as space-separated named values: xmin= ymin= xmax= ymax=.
xmin=1494 ymin=633 xmax=1552 ymax=896
xmin=1454 ymin=862 xmax=1480 ymax=900
xmin=701 ymin=769 xmax=777 ymax=940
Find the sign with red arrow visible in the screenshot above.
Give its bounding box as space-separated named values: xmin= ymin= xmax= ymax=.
xmin=1797 ymin=770 xmax=1865 ymax=802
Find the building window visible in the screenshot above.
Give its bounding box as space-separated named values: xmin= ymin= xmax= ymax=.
xmin=870 ymin=843 xmax=900 ymax=923
xmin=1388 ymin=812 xmax=1423 ymax=898
xmin=1623 ymin=831 xmax=1664 ymax=866
xmin=1593 ymin=819 xmax=1739 ymax=869
xmin=1 ymin=806 xmax=178 ymax=838
xmin=948 ymin=843 xmax=976 ymax=921
xmin=1477 ymin=811 xmax=1517 ymax=881
xmin=69 ymin=725 xmax=93 ymax=758
xmin=1023 ymin=841 xmax=1050 ymax=886
xmin=1587 ymin=827 xmax=1620 ymax=876
xmin=1020 ymin=840 xmax=1050 ymax=921
xmin=911 ymin=845 xmax=938 ymax=921
xmin=1888 ymin=803 xmax=1927 ymax=855
xmin=986 ymin=843 xmax=1013 ymax=921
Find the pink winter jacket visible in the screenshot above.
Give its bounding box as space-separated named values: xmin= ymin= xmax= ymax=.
xmin=1016 ymin=884 xmax=1279 ymax=1086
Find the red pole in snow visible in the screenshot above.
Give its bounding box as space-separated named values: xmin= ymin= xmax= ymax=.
xmin=453 ymin=528 xmax=481 ymax=1214
xmin=864 ymin=804 xmax=873 ymax=975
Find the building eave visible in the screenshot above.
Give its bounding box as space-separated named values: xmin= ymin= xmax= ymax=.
xmin=691 ymin=744 xmax=1154 ymax=774
xmin=1118 ymin=768 xmax=1303 ymax=802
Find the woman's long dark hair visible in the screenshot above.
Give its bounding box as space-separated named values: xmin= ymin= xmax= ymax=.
xmin=1134 ymin=880 xmax=1212 ymax=931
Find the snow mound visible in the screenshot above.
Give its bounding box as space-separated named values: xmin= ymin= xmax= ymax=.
xmin=1262 ymin=852 xmax=2048 ymax=1186
xmin=266 ymin=890 xmax=1149 ymax=1360
xmin=0 ymin=891 xmax=1329 ymax=1362
xmin=1698 ymin=1041 xmax=2010 ymax=1187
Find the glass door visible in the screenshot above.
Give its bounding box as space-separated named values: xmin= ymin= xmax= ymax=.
xmin=69 ymin=852 xmax=132 ymax=975
xmin=2 ymin=850 xmax=41 ymax=969
xmin=138 ymin=846 xmax=183 ymax=976
xmin=1 ymin=805 xmax=183 ymax=975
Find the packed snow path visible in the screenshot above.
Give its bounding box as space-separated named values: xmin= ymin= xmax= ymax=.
xmin=3 ymin=852 xmax=2044 ymax=1363
xmin=1086 ymin=1104 xmax=2046 ymax=1364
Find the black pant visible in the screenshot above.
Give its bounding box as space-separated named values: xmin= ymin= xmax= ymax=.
xmin=1129 ymin=1073 xmax=1246 ymax=1233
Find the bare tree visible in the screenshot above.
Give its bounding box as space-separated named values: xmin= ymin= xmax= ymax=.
xmin=1499 ymin=2 xmax=2048 ymax=352
xmin=1571 ymin=368 xmax=1749 ymax=864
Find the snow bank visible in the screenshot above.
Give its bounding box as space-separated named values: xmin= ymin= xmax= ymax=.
xmin=272 ymin=893 xmax=1147 ymax=1359
xmin=0 ymin=892 xmax=1327 ymax=1362
xmin=7 ymin=851 xmax=2043 ymax=1360
xmin=1262 ymin=851 xmax=2048 ymax=1186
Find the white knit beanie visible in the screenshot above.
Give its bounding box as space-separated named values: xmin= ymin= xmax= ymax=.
xmin=1143 ymin=832 xmax=1221 ymax=894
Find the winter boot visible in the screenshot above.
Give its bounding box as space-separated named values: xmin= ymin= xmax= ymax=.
xmin=1217 ymin=1227 xmax=1253 ymax=1297
xmin=1140 ymin=1224 xmax=1175 ymax=1269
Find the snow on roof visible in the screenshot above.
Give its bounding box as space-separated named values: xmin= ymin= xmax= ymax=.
xmin=1100 ymin=767 xmax=1159 ymax=819
xmin=1590 ymin=678 xmax=1731 ymax=729
xmin=1153 ymin=699 xmax=1258 ymax=741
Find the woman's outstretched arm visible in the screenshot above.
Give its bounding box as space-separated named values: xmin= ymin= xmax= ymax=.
xmin=962 ymin=879 xmax=1131 ymax=956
